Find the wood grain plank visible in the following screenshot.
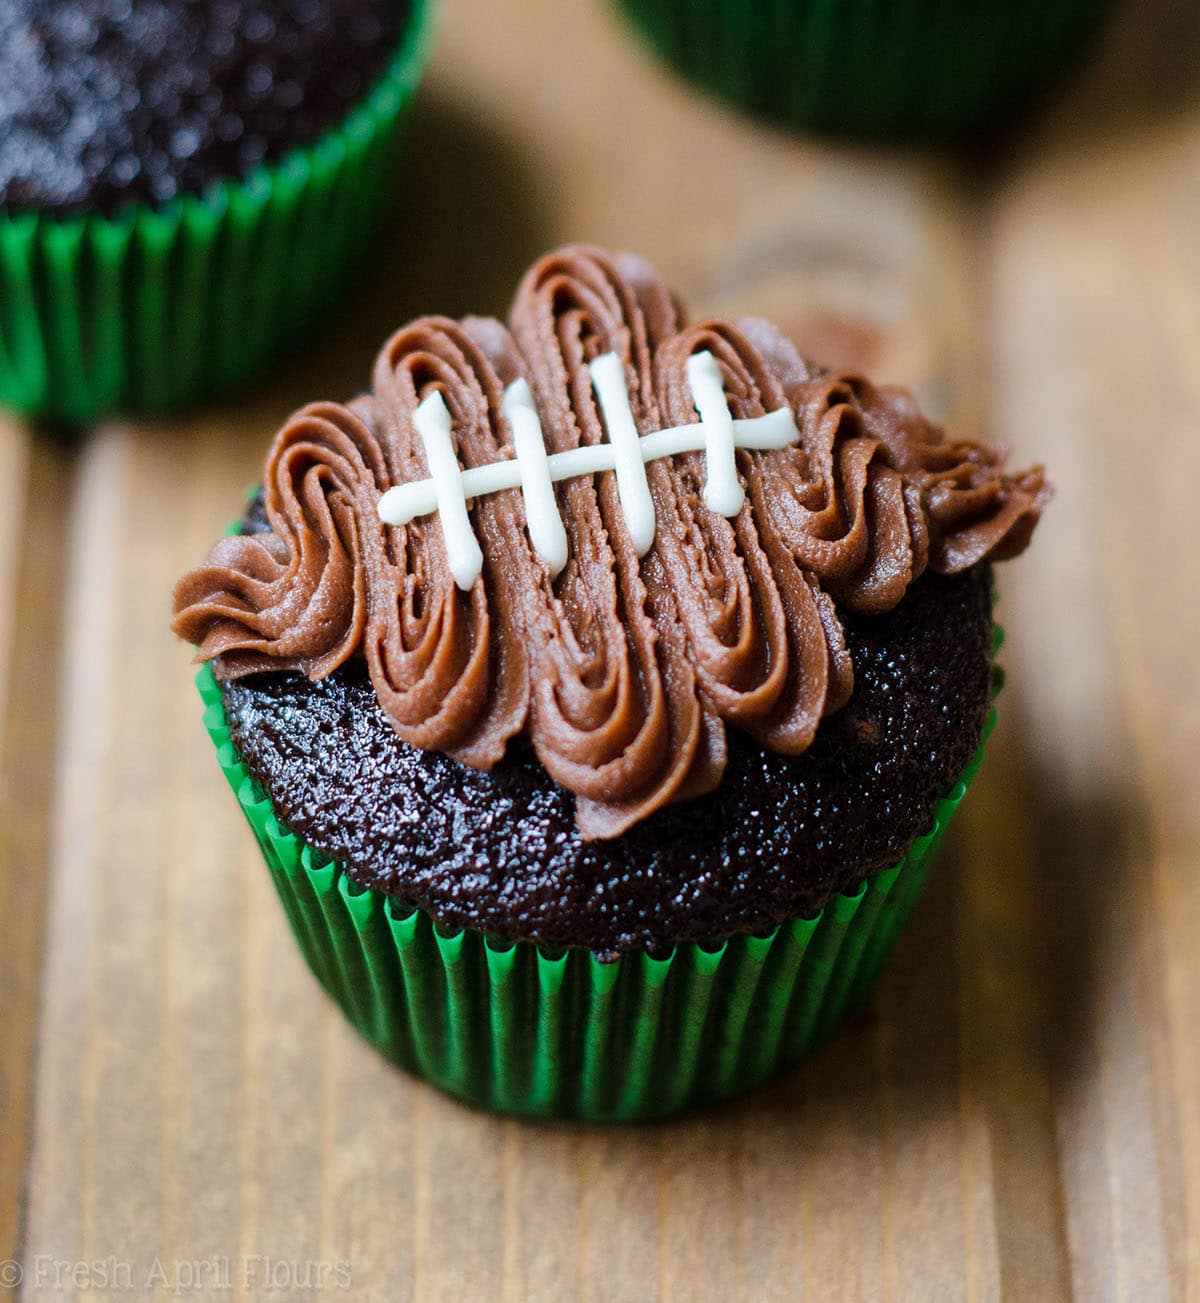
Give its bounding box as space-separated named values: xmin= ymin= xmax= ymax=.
xmin=977 ymin=8 xmax=1200 ymax=1296
xmin=0 ymin=424 xmax=71 ymax=1273
xmin=22 ymin=430 xmax=128 ymax=1280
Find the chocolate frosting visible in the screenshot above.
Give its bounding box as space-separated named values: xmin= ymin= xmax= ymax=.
xmin=173 ymin=246 xmax=1050 ymax=838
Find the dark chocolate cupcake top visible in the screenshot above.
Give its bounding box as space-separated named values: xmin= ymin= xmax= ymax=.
xmin=220 ymin=556 xmax=998 ymax=955
xmin=0 ymin=0 xmax=410 ymax=215
xmin=174 ymin=246 xmax=1050 ymax=842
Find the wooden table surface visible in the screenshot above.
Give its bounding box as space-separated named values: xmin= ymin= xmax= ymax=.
xmin=2 ymin=0 xmax=1198 ymax=1298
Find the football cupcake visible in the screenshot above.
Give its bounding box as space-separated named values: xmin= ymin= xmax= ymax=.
xmin=613 ymin=0 xmax=1112 ymax=140
xmin=174 ymin=245 xmax=1049 ymax=1119
xmin=0 ymin=0 xmax=432 ymax=424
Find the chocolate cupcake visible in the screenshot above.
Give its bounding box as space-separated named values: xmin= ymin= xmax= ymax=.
xmin=0 ymin=0 xmax=432 ymax=424
xmin=174 ymin=246 xmax=1049 ymax=1119
xmin=613 ymin=0 xmax=1112 ymax=140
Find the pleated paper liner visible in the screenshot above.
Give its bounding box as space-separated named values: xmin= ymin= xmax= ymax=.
xmin=194 ymin=624 xmax=1001 ymax=1120
xmin=613 ymin=0 xmax=1112 ymax=140
xmin=0 ymin=0 xmax=434 ymax=427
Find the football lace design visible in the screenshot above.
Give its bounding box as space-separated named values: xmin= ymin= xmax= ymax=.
xmin=173 ymin=245 xmax=1049 ymax=837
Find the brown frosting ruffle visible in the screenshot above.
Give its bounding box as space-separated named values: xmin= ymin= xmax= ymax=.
xmin=173 ymin=246 xmax=1050 ymax=838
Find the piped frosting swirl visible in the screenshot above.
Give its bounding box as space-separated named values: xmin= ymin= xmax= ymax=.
xmin=173 ymin=246 xmax=1050 ymax=838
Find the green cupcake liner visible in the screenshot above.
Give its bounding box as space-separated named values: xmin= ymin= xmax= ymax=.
xmin=0 ymin=0 xmax=434 ymax=426
xmin=613 ymin=0 xmax=1112 ymax=139
xmin=193 ymin=624 xmax=1000 ymax=1120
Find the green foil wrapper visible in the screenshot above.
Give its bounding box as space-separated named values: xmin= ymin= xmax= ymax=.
xmin=194 ymin=629 xmax=1000 ymax=1120
xmin=0 ymin=0 xmax=434 ymax=426
xmin=613 ymin=0 xmax=1111 ymax=139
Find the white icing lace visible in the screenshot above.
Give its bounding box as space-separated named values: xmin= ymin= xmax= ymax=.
xmin=376 ymin=350 xmax=799 ymax=590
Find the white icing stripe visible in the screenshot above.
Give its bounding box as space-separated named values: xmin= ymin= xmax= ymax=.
xmin=377 ymin=407 xmax=796 ymax=528
xmin=688 ymin=351 xmax=745 ymax=516
xmin=376 ymin=351 xmax=800 ymax=590
xmin=587 ymin=352 xmax=657 ymax=556
xmin=502 ymin=377 xmax=569 ymax=577
xmin=412 ymin=390 xmax=484 ymax=591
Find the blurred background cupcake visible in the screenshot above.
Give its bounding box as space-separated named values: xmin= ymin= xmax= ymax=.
xmin=0 ymin=0 xmax=432 ymax=425
xmin=612 ymin=0 xmax=1114 ymax=140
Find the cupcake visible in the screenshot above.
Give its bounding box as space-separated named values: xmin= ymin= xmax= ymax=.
xmin=0 ymin=0 xmax=432 ymax=425
xmin=173 ymin=245 xmax=1049 ymax=1119
xmin=613 ymin=0 xmax=1112 ymax=139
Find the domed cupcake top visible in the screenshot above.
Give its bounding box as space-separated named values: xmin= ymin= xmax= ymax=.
xmin=0 ymin=0 xmax=408 ymax=214
xmin=174 ymin=245 xmax=1050 ymax=838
